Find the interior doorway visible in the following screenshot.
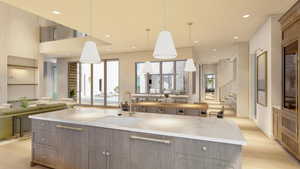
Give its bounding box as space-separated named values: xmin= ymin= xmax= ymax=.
xmin=205 ymin=74 xmax=216 ymax=100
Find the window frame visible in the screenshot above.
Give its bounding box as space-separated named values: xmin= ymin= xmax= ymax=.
xmin=135 ymin=60 xmax=187 ymax=94
xmin=76 ymin=59 xmax=120 ymax=107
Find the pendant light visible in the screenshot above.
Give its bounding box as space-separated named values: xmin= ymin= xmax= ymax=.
xmin=184 ymin=22 xmax=196 ymax=72
xmin=80 ymin=0 xmax=101 ymax=64
xmin=153 ymin=0 xmax=177 ymax=59
xmin=143 ymin=29 xmax=153 ymax=74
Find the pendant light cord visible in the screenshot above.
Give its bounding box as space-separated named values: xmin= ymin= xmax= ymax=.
xmin=163 ymin=0 xmax=167 ymax=30
xmin=90 ymin=0 xmax=93 ymax=36
xmin=146 ymin=29 xmax=150 ymax=46
xmin=188 ymin=22 xmax=193 ymax=46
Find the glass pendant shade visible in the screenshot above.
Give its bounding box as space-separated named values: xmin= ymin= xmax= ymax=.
xmin=80 ymin=41 xmax=101 ymax=64
xmin=184 ymin=58 xmax=196 ymax=72
xmin=153 ymin=31 xmax=177 ymax=59
xmin=143 ymin=61 xmax=152 ymax=74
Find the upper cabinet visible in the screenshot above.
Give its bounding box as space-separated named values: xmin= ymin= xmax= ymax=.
xmin=283 ymin=41 xmax=298 ymax=111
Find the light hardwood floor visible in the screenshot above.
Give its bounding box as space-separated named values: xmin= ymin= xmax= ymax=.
xmin=0 ymin=111 xmax=299 ymax=169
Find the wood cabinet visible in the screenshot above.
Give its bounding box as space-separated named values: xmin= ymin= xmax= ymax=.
xmin=129 ymin=133 xmax=174 ymax=169
xmin=32 ymin=119 xmax=242 ymax=169
xmin=277 ymin=0 xmax=300 ymax=160
xmin=55 ymin=124 xmax=89 ymax=169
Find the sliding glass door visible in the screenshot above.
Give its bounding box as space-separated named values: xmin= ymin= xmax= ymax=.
xmin=106 ymin=60 xmax=119 ymax=106
xmin=80 ymin=64 xmax=92 ymax=105
xmin=78 ymin=60 xmax=119 ymax=106
xmin=93 ymin=63 xmax=105 ymax=106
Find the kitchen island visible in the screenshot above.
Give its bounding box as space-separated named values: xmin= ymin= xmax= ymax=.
xmin=29 ymin=107 xmax=246 ymax=169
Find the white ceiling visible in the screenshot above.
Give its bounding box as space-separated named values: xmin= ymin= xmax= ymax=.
xmin=0 ymin=0 xmax=297 ymax=58
xmin=40 ymin=36 xmax=110 ymax=57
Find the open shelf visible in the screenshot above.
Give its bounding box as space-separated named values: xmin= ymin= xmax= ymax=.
xmin=7 ymin=64 xmax=38 ymax=69
xmin=8 ymin=83 xmax=39 ymax=85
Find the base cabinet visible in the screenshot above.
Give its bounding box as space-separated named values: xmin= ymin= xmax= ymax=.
xmin=273 ymin=107 xmax=300 ymax=159
xmin=32 ymin=119 xmax=242 ymax=169
xmin=129 ymin=133 xmax=174 ymax=169
xmin=56 ymin=124 xmax=88 ymax=169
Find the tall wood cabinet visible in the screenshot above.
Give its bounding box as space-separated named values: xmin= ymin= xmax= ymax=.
xmin=275 ymin=0 xmax=300 ymax=160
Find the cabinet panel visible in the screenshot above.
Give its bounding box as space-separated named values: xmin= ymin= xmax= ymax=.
xmin=56 ymin=123 xmax=88 ymax=169
xmin=175 ymin=153 xmax=237 ymax=169
xmin=109 ymin=130 xmax=130 ymax=169
xmin=88 ymin=127 xmax=111 ymax=169
xmin=88 ymin=149 xmax=107 ymax=169
xmin=273 ymin=108 xmax=279 ymax=140
xmin=129 ymin=133 xmax=174 ymax=169
xmin=33 ymin=129 xmax=56 ymax=146
xmin=283 ymin=41 xmax=298 ymax=111
xmin=33 ymin=144 xmax=57 ymax=168
xmin=175 ymin=137 xmax=241 ymax=162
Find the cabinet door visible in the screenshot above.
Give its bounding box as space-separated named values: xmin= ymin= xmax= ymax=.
xmin=56 ymin=123 xmax=88 ymax=169
xmin=108 ymin=130 xmax=130 ymax=169
xmin=129 ymin=133 xmax=174 ymax=169
xmin=88 ymin=127 xmax=111 ymax=169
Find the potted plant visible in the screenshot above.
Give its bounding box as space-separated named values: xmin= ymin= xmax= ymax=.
xmin=69 ymin=89 xmax=76 ymax=101
xmin=20 ymin=97 xmax=29 ymax=108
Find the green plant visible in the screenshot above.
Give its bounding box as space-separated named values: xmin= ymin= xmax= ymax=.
xmin=69 ymin=89 xmax=76 ymax=98
xmin=20 ymin=97 xmax=29 ymax=108
xmin=114 ymin=86 xmax=119 ymax=93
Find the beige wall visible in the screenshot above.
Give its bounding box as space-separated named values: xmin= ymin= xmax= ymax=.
xmin=249 ymin=16 xmax=282 ymax=137
xmin=0 ymin=3 xmax=40 ymax=103
xmin=236 ymin=42 xmax=249 ymax=117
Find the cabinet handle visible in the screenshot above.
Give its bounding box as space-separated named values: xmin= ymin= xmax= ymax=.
xmin=106 ymin=152 xmax=111 ymax=169
xmin=202 ymin=146 xmax=207 ymax=151
xmin=130 ymin=135 xmax=171 ymax=144
xmin=56 ymin=125 xmax=83 ymax=131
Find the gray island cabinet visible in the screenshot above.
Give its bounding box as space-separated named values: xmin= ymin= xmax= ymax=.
xmin=30 ymin=108 xmax=245 ymax=169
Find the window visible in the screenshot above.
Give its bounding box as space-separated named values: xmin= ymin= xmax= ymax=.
xmin=93 ymin=63 xmax=105 ymax=106
xmin=136 ymin=60 xmax=187 ymax=94
xmin=77 ymin=60 xmax=119 ymax=106
xmin=162 ymin=62 xmax=174 ymax=93
xmin=175 ymin=61 xmax=186 ymax=94
xmin=149 ymin=62 xmax=161 ymax=94
xmin=106 ymin=60 xmax=119 ymax=106
xmin=136 ymin=63 xmax=147 ymax=93
xmin=81 ymin=64 xmax=92 ymax=104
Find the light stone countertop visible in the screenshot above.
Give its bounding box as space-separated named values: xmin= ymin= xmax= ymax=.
xmin=29 ymin=107 xmax=246 ymax=146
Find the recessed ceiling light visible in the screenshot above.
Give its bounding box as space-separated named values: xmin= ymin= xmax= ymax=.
xmin=52 ymin=10 xmax=61 ymax=15
xmin=243 ymin=14 xmax=250 ymax=18
xmin=193 ymin=40 xmax=199 ymax=44
xmin=212 ymin=49 xmax=217 ymax=52
xmin=105 ymin=34 xmax=111 ymax=38
xmin=233 ymin=36 xmax=239 ymax=40
xmin=131 ymin=46 xmax=137 ymax=49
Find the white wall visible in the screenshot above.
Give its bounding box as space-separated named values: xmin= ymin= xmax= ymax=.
xmin=249 ymin=16 xmax=282 ymax=136
xmin=236 ymin=42 xmax=249 ymax=117
xmin=217 ymin=60 xmax=235 ymax=87
xmin=0 ymin=3 xmax=40 ymax=103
